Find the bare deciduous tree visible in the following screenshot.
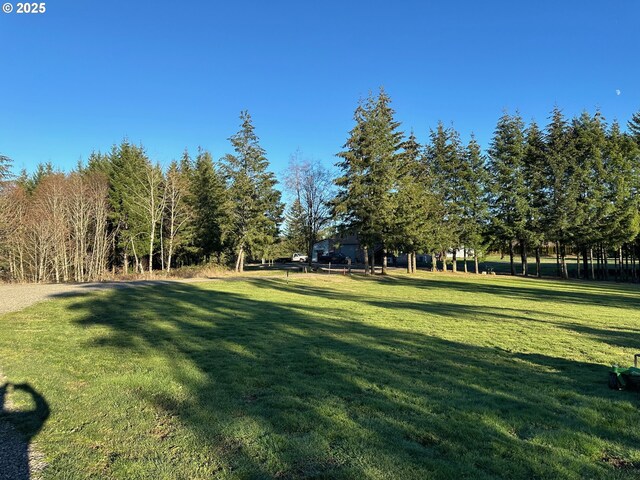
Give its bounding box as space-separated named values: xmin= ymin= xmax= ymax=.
xmin=284 ymin=152 xmax=334 ymax=263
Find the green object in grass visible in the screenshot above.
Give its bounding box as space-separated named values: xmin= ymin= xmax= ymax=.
xmin=609 ymin=354 xmax=640 ymax=390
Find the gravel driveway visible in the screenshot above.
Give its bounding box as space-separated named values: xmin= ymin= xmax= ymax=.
xmin=0 ymin=280 xmax=185 ymax=316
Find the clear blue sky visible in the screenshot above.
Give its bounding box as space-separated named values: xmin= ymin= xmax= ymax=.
xmin=1 ymin=0 xmax=639 ymax=180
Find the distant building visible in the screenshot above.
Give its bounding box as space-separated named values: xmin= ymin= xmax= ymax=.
xmin=313 ymin=235 xmax=470 ymax=266
xmin=312 ymin=235 xmax=362 ymax=262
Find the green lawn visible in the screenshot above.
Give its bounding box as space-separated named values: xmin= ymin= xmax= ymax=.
xmin=2 ymin=273 xmax=640 ymax=479
xmin=475 ymin=254 xmax=625 ymax=278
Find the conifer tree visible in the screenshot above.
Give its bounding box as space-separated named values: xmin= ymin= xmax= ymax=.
xmin=191 ymin=149 xmax=226 ymax=262
xmin=523 ymin=120 xmax=548 ymax=277
xmin=393 ymin=131 xmax=438 ymax=273
xmin=108 ymin=141 xmax=153 ymax=273
xmin=487 ymin=112 xmax=528 ymax=275
xmin=425 ymin=123 xmax=456 ymax=271
xmin=366 ymin=89 xmax=404 ymax=274
xmin=333 ymin=88 xmax=403 ymax=274
xmin=333 ymin=101 xmax=373 ymax=272
xmin=603 ymin=122 xmax=640 ymax=278
xmin=221 ymin=111 xmax=283 ymax=272
xmin=570 ymin=112 xmax=608 ymax=279
xmin=544 ymin=108 xmax=578 ymax=279
xmin=459 ymin=134 xmax=489 ymax=273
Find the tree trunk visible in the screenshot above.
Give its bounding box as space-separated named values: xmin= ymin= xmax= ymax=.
xmin=521 ymin=239 xmax=528 ymax=277
xmin=442 ymin=251 xmax=447 ymax=272
xmin=167 ymin=237 xmax=174 ymax=273
xmin=463 ymin=248 xmax=468 ymax=273
xmin=619 ymin=246 xmax=623 ymax=282
xmin=412 ymin=251 xmax=417 ymax=274
xmin=406 ymin=252 xmax=412 ymax=274
xmin=149 ymin=222 xmax=155 ymax=276
xmin=555 ymin=241 xmax=561 ymax=277
xmin=452 ymin=250 xmax=457 ymax=273
xmin=625 ymin=245 xmax=630 ymax=281
xmin=369 ymin=248 xmax=375 ymax=275
xmin=235 ymin=246 xmax=244 ymax=273
xmin=431 ymin=252 xmax=436 ymax=272
xmin=582 ymin=247 xmax=589 ymax=280
xmin=474 ymin=253 xmax=479 ymax=274
xmin=560 ymin=243 xmax=568 ymax=279
xmin=131 ymin=238 xmax=140 ymax=274
xmin=509 ymin=241 xmax=515 ymax=276
xmin=535 ymin=246 xmax=541 ymax=278
xmin=364 ymin=246 xmax=369 ymax=276
xmin=589 ymin=248 xmax=594 ymax=280
xmin=382 ymin=248 xmax=388 ymax=275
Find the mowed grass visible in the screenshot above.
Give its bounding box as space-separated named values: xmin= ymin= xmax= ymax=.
xmin=1 ymin=273 xmax=640 ymax=479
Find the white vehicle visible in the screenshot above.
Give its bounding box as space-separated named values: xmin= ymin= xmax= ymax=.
xmin=292 ymin=253 xmax=308 ymax=262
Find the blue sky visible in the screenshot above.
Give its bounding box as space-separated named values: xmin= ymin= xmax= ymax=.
xmin=1 ymin=0 xmax=639 ymax=181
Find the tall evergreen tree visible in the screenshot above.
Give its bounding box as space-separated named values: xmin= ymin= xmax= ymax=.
xmin=459 ymin=134 xmax=489 ymax=273
xmin=603 ymin=122 xmax=640 ymax=278
xmin=487 ymin=112 xmax=528 ymax=275
xmin=191 ymin=149 xmax=226 ymax=262
xmin=393 ymin=131 xmax=439 ymax=273
xmin=221 ymin=111 xmax=283 ymax=272
xmin=544 ymin=108 xmax=578 ymax=279
xmin=108 ymin=141 xmax=152 ymax=273
xmin=570 ymin=112 xmax=608 ymax=279
xmin=365 ymin=89 xmax=404 ymax=274
xmin=333 ymin=88 xmax=403 ymax=274
xmin=425 ymin=122 xmax=457 ymax=271
xmin=523 ymin=120 xmax=548 ymax=277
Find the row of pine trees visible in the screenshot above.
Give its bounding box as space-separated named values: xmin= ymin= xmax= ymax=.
xmin=1 ymin=91 xmax=639 ymax=282
xmin=332 ymin=89 xmax=640 ymax=280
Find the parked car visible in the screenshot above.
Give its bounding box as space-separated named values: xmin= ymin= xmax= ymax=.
xmin=292 ymin=253 xmax=308 ymax=262
xmin=318 ymin=252 xmax=349 ymax=264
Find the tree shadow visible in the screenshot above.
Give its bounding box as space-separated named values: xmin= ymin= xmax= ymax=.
xmin=0 ymin=383 xmax=49 ymax=480
xmin=48 ymin=280 xmax=640 ymax=478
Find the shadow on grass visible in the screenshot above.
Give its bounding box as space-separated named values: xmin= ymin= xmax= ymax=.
xmin=0 ymin=383 xmax=49 ymax=480
xmin=56 ymin=280 xmax=640 ymax=479
xmin=242 ymin=273 xmax=640 ymax=313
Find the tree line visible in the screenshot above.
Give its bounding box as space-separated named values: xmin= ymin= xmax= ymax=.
xmin=1 ymin=93 xmax=639 ymax=283
xmin=0 ymin=112 xmax=283 ymax=281
xmin=332 ymin=88 xmax=640 ymax=280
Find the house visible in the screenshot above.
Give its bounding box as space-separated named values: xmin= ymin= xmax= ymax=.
xmin=313 ymin=235 xmax=474 ymax=266
xmin=312 ymin=235 xmax=363 ymax=262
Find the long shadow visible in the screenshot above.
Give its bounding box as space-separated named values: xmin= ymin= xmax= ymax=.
xmin=0 ymin=383 xmax=49 ymax=480
xmin=51 ymin=281 xmax=640 ymax=478
xmin=245 ymin=274 xmax=640 ymax=311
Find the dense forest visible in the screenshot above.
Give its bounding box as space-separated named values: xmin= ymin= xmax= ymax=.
xmin=1 ymin=92 xmax=639 ymax=283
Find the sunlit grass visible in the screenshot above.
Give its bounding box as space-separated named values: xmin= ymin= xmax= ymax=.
xmin=1 ymin=273 xmax=640 ymax=479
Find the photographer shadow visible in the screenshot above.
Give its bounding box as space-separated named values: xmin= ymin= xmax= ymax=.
xmin=0 ymin=383 xmax=49 ymax=480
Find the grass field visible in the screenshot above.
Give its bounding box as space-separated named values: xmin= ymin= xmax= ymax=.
xmin=2 ymin=273 xmax=640 ymax=479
